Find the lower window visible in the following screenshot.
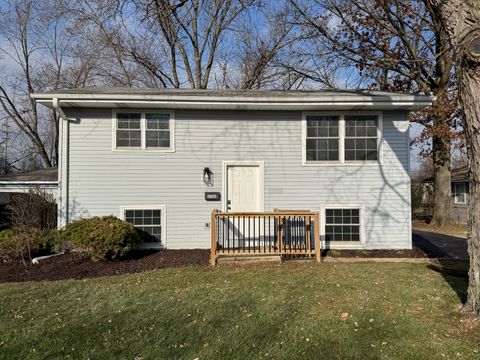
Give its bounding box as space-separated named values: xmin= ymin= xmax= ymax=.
xmin=325 ymin=208 xmax=361 ymax=242
xmin=124 ymin=208 xmax=163 ymax=244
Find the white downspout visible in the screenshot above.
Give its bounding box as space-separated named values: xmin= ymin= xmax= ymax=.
xmin=53 ymin=98 xmax=69 ymax=228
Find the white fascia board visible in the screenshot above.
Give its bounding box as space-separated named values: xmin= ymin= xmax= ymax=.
xmin=33 ymin=98 xmax=433 ymax=111
xmin=31 ymin=92 xmax=433 ymax=102
xmin=0 ymin=182 xmax=58 ymax=193
xmin=0 ymin=181 xmax=58 ymax=185
xmin=0 ymin=181 xmax=58 ymax=188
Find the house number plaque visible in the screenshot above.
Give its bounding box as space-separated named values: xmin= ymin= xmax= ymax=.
xmin=205 ymin=192 xmax=221 ymax=201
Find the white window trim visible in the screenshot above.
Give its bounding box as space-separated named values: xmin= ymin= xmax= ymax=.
xmin=119 ymin=205 xmax=167 ymax=249
xmin=301 ymin=111 xmax=383 ymax=166
xmin=453 ymin=182 xmax=468 ymax=204
xmin=320 ymin=204 xmax=366 ymax=249
xmin=112 ymin=109 xmax=175 ymax=152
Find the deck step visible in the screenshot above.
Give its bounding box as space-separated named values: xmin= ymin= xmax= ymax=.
xmin=217 ymin=254 xmax=281 ymax=264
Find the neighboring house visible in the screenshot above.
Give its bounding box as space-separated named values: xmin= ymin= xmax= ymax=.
xmin=451 ymin=166 xmax=470 ymax=224
xmin=423 ymin=166 xmax=470 ymax=224
xmin=30 ymin=88 xmax=433 ymax=250
xmin=0 ymin=168 xmax=58 ymax=194
xmin=0 ymin=168 xmax=58 ymax=228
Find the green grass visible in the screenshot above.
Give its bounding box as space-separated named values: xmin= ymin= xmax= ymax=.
xmin=0 ymin=263 xmax=479 ymax=359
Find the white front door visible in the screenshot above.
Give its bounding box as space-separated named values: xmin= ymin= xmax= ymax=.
xmin=226 ymin=164 xmax=263 ymax=212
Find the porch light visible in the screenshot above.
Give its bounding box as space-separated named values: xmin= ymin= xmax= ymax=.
xmin=203 ymin=167 xmax=213 ymax=186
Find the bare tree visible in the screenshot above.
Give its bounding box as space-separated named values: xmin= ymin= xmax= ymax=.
xmin=132 ymin=0 xmax=255 ymax=89
xmin=292 ymin=0 xmax=456 ymax=226
xmin=235 ymin=4 xmax=299 ymax=89
xmin=0 ymin=0 xmax=109 ymax=169
xmin=429 ymin=0 xmax=480 ymax=315
xmin=0 ymin=0 xmax=54 ymax=167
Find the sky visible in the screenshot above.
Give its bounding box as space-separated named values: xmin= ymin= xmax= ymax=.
xmin=0 ymin=0 xmax=436 ymax=173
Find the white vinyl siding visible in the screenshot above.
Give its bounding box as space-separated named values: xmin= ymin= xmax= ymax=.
xmin=65 ymin=109 xmax=410 ymax=250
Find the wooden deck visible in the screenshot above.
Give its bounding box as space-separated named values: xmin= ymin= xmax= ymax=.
xmin=210 ymin=210 xmax=320 ymax=265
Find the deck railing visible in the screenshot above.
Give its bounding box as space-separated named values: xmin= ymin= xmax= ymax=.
xmin=210 ymin=210 xmax=320 ymax=265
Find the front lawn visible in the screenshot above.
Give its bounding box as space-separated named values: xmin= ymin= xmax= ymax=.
xmin=0 ymin=262 xmax=478 ymax=359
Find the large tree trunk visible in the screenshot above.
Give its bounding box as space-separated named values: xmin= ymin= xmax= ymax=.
xmin=424 ymin=4 xmax=454 ymax=227
xmin=460 ymin=52 xmax=480 ymax=314
xmin=431 ymin=143 xmax=452 ymax=226
xmin=432 ymin=0 xmax=480 ymax=315
xmin=431 ymin=113 xmax=453 ymax=227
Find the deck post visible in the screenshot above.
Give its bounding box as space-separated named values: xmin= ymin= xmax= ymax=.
xmin=210 ymin=210 xmax=218 ymax=266
xmin=314 ymin=212 xmax=321 ymax=263
xmin=305 ymin=216 xmax=311 ymax=258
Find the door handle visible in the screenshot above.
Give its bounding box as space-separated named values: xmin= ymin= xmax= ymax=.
xmin=227 ymin=199 xmax=231 ymax=210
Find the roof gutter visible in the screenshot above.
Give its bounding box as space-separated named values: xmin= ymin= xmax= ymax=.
xmin=52 ymin=97 xmax=68 ymax=120
xmin=33 ymin=93 xmax=434 ymax=103
xmin=35 ymin=98 xmax=433 ymax=111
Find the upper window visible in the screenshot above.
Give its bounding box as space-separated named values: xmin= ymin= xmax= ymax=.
xmin=345 ymin=115 xmax=378 ymax=161
xmin=114 ymin=111 xmax=174 ymax=151
xmin=306 ymin=115 xmax=340 ymax=161
xmin=116 ymin=113 xmax=141 ymax=148
xmin=325 ymin=208 xmax=361 ymax=242
xmin=453 ymin=182 xmax=469 ymax=204
xmin=304 ymin=113 xmax=380 ymax=164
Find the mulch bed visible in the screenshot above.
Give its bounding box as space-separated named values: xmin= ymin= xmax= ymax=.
xmin=319 ymin=247 xmax=438 ymax=258
xmin=0 ymin=246 xmax=447 ymax=283
xmin=0 ymin=250 xmax=210 ymax=283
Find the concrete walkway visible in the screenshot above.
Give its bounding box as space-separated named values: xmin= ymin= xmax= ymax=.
xmin=413 ymin=229 xmax=468 ymax=260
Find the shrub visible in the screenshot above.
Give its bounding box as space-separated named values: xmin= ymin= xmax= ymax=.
xmin=8 ymin=188 xmax=57 ymax=230
xmin=57 ymin=216 xmax=140 ymax=261
xmin=0 ymin=228 xmax=54 ymax=263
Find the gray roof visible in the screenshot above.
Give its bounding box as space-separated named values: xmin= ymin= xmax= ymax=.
xmin=0 ymin=168 xmax=58 ymax=183
xmin=423 ymin=165 xmax=469 ymax=183
xmin=451 ymin=166 xmax=469 ymax=182
xmin=32 ymin=87 xmax=427 ymax=98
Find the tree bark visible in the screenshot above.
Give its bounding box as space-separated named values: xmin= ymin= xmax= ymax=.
xmin=430 ymin=90 xmax=454 ymax=228
xmin=431 ymin=128 xmax=452 ymax=226
xmin=430 ymin=0 xmax=480 ymax=315
xmin=459 ymin=47 xmax=480 ymax=314
xmin=429 ymin=5 xmax=455 ymax=227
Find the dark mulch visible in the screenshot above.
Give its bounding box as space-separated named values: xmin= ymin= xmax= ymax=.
xmin=319 ymin=246 xmax=440 ymax=258
xmin=0 ymin=245 xmax=447 ymax=283
xmin=0 ymin=249 xmax=210 ymax=283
